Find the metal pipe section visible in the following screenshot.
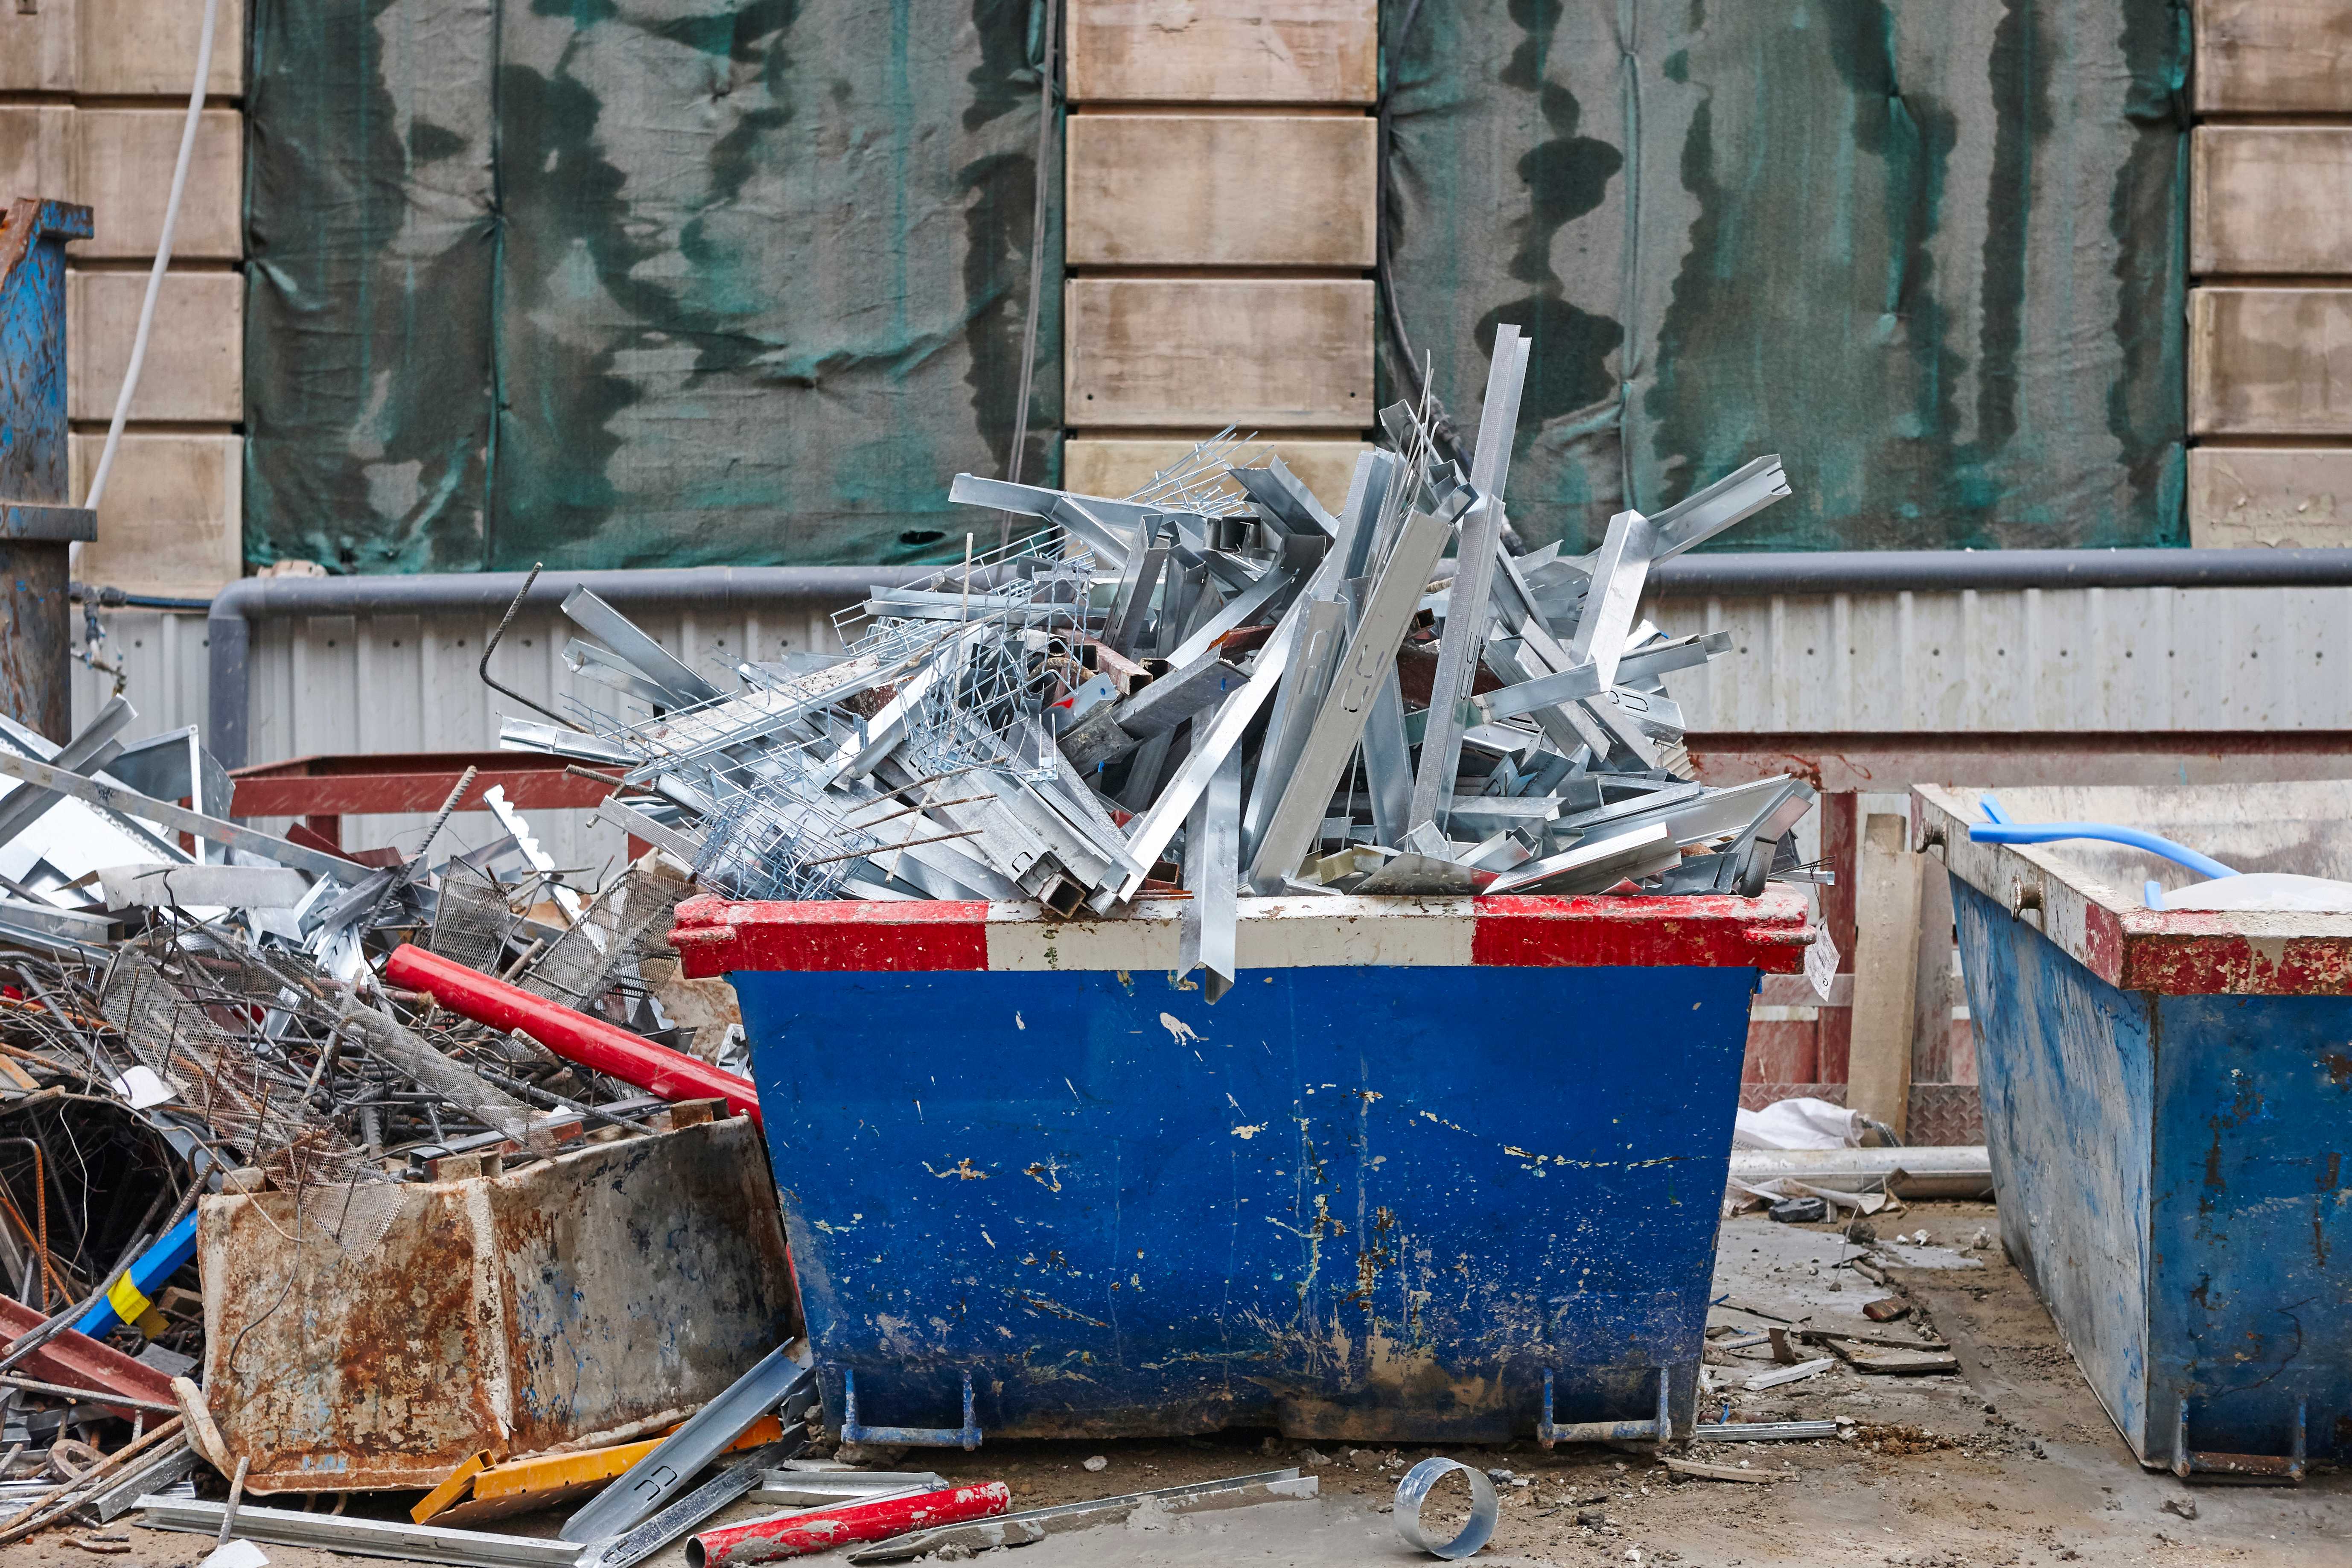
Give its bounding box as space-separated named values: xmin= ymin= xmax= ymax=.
xmin=687 ymin=1483 xmax=1010 ymax=1568
xmin=381 ymin=944 xmax=761 ymax=1126
xmin=200 ymin=548 xmax=2352 ymax=769
xmin=1652 ymin=545 xmax=2352 ymax=594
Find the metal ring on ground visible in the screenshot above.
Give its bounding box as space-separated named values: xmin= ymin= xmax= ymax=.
xmin=1392 ymin=1457 xmax=1499 ymax=1559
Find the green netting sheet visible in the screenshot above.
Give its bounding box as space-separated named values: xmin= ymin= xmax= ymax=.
xmin=245 ymin=0 xmax=1060 ymax=572
xmin=1383 ymin=0 xmax=2189 ymax=553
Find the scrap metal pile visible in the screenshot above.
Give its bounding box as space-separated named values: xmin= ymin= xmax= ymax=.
xmin=0 ymin=694 xmax=754 ymax=1545
xmin=503 ymin=327 xmax=1820 ymax=995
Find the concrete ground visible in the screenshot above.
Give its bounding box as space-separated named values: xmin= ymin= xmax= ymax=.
xmin=17 ymin=1201 xmax=2350 ymax=1567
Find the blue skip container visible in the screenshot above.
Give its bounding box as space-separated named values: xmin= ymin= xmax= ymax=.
xmin=1918 ymin=782 xmax=2352 ymax=1480
xmin=675 ymin=889 xmax=1811 ymax=1444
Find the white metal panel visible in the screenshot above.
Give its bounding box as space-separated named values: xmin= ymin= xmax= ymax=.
xmin=1649 ymin=585 xmax=2352 ymax=734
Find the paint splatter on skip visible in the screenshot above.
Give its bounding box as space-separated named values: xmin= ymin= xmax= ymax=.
xmin=1160 ymin=1012 xmax=1203 ymax=1046
xmin=1232 ymin=1124 xmax=1266 ymax=1139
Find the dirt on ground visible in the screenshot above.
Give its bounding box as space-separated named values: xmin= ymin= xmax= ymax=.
xmin=10 ymin=1202 xmax=2349 ymax=1568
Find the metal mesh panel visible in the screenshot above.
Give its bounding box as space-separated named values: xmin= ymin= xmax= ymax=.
xmin=518 ymin=864 xmax=694 ymax=1008
xmin=429 ymin=860 xmax=512 ymax=974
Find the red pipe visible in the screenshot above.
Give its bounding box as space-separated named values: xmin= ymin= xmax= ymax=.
xmin=382 ymin=944 xmax=760 ymax=1127
xmin=688 ymin=1483 xmax=1010 ymax=1566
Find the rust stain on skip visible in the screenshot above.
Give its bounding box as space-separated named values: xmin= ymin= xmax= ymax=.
xmin=199 ymin=1119 xmax=799 ymax=1493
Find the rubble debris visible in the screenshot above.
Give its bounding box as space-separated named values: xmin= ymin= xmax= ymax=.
xmin=1769 ymin=1195 xmax=1830 ymax=1224
xmin=491 ymin=332 xmax=1817 ymax=1001
xmin=1863 ymin=1298 xmax=1912 ymax=1322
xmin=0 ymin=671 xmax=806 ymax=1543
xmin=1392 ymin=1456 xmax=1498 ymax=1560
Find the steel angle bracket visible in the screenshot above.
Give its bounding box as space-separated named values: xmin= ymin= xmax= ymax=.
xmin=1691 ymin=1419 xmax=1840 ymax=1443
xmin=1227 ymin=458 xmax=1337 ymax=538
xmin=587 ymin=796 xmax=706 ymax=869
xmin=1249 ymin=507 xmax=1460 ymax=890
xmin=82 ymin=1443 xmax=197 ymax=1522
xmin=1639 ymin=453 xmax=1790 ymax=561
xmin=574 ymin=1440 xmax=807 ymax=1568
xmin=1110 ymin=599 xmax=1303 ymax=904
xmin=1409 ymin=324 xmax=1528 ymax=835
xmin=840 ymin=1367 xmax=982 ymax=1450
xmin=1164 ymin=549 xmax=1307 ymax=669
xmin=560 ymin=1348 xmax=813 ymax=1545
xmin=560 ymin=588 xmax=724 ymax=707
xmin=1538 ymin=1365 xmax=1673 ymax=1449
xmin=497 ymin=718 xmax=639 ymax=766
xmin=564 ymin=638 xmax=676 ymax=708
xmin=947 ymin=473 xmax=1159 ymax=535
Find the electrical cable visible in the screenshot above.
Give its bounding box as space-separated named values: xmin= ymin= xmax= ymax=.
xmin=1001 ymin=0 xmax=1064 ymax=550
xmin=1375 ymin=0 xmax=1440 ymax=423
xmin=82 ymin=0 xmax=222 ymax=516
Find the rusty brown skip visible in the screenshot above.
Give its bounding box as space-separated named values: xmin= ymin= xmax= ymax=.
xmin=197 ymin=1115 xmax=801 ymax=1492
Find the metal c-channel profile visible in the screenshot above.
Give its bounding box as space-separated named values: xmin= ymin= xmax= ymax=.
xmin=1391 ymin=1457 xmax=1498 ymax=1559
xmin=839 ymin=1367 xmax=982 ymax=1450
xmin=1537 ymin=1365 xmax=1673 ymax=1448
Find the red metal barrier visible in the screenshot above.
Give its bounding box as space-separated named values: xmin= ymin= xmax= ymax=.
xmin=230 ymin=750 xmax=609 ymax=852
xmin=688 ymin=1483 xmax=1010 ymax=1565
xmin=382 ymin=945 xmax=760 ymax=1127
xmin=0 ymin=1296 xmax=176 ymax=1422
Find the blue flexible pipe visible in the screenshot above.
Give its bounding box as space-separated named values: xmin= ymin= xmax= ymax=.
xmin=1967 ymin=822 xmax=2238 ymax=881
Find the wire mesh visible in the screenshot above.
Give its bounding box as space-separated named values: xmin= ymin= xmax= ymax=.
xmin=1122 ymin=427 xmax=1262 ymax=518
xmin=691 ymin=783 xmax=878 ymax=902
xmin=428 ymin=860 xmax=512 ymax=974
xmin=519 ymin=863 xmax=693 ymax=1009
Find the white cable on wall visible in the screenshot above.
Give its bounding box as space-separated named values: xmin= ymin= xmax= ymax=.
xmin=82 ymin=0 xmax=222 ymax=516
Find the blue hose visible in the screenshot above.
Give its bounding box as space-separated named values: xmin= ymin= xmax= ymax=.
xmin=1967 ymin=821 xmax=2238 ymax=881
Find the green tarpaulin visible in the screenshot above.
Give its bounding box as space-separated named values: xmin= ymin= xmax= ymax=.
xmin=245 ymin=0 xmax=1060 ymax=571
xmin=1383 ymin=0 xmax=2189 ymax=553
xmin=246 ymin=1 xmax=2187 ymax=570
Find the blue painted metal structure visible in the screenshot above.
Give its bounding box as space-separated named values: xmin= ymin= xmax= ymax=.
xmin=1927 ymin=783 xmax=2352 ymax=1478
xmin=734 ymin=956 xmax=1763 ymax=1443
xmin=0 ymin=197 xmax=98 ymax=741
xmin=78 ymin=1211 xmax=198 ymax=1341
